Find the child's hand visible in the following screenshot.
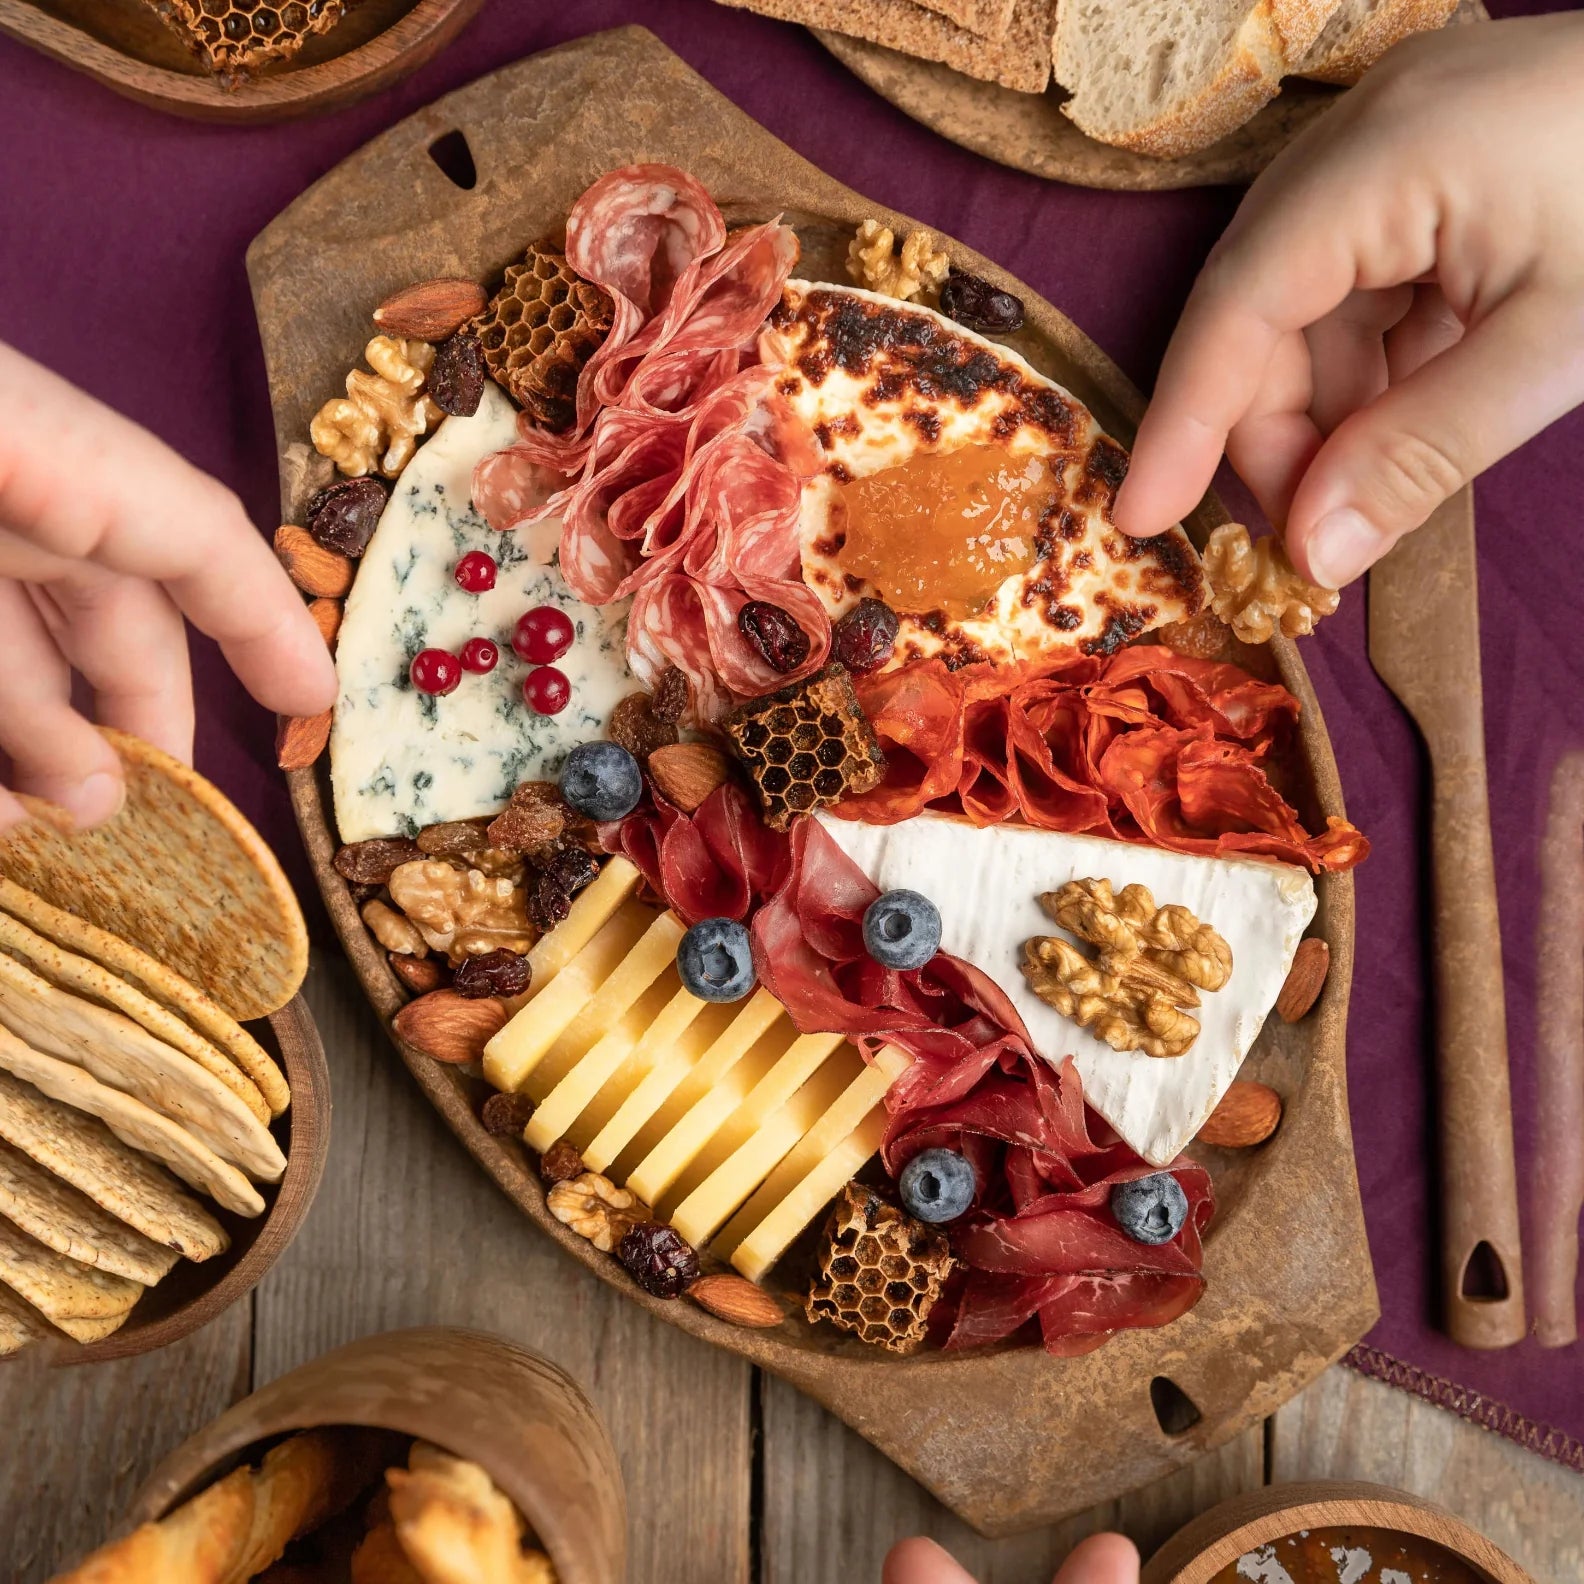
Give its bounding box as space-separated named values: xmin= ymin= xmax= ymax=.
xmin=1113 ymin=13 xmax=1584 ymax=589
xmin=882 ymin=1532 xmax=1140 ymax=1584
xmin=0 ymin=343 xmax=336 ymax=828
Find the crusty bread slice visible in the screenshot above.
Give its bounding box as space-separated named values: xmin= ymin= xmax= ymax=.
xmin=1054 ymin=0 xmax=1342 ymax=158
xmin=1296 ymin=0 xmax=1460 ymax=85
xmin=914 ymin=0 xmax=1017 ymax=39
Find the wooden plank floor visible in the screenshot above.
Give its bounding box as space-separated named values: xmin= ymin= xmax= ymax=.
xmin=2 ymin=952 xmax=1578 ymax=1584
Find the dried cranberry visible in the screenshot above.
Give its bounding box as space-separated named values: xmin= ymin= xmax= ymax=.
xmin=539 ymin=1138 xmax=584 ymax=1184
xmin=306 ymin=477 xmax=387 ymax=558
xmin=939 ymin=269 xmax=1026 ymax=335
xmin=618 ymin=1221 xmax=701 ymax=1299
xmin=526 ymin=870 xmax=572 ymax=931
xmin=481 ymin=1090 xmax=535 ymax=1137
xmin=738 ymin=601 xmax=810 ymax=673
xmin=536 ymin=844 xmax=598 ymax=898
xmin=831 ymin=598 xmax=900 ymax=675
xmin=453 ymin=948 xmax=532 ymax=999
xmin=650 ymin=666 xmax=690 ymax=724
xmin=429 ymin=331 xmax=486 ymax=416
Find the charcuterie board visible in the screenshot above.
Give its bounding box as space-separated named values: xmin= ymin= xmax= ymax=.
xmin=251 ymin=25 xmax=1378 ymax=1536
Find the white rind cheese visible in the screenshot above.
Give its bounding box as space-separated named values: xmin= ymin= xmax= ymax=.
xmin=818 ymin=812 xmax=1316 ymax=1166
xmin=330 ymin=383 xmax=634 ymax=842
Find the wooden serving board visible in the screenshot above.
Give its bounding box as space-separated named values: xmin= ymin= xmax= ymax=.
xmin=0 ymin=0 xmax=487 ymax=123
xmin=250 ymin=25 xmax=1378 ymax=1536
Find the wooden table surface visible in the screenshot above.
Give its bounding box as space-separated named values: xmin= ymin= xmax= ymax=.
xmin=2 ymin=953 xmax=1579 ymax=1584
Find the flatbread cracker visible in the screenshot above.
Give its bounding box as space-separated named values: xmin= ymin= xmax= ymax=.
xmin=0 ymin=1071 xmax=227 ymax=1261
xmin=0 ymin=1216 xmax=142 ymax=1344
xmin=0 ymin=874 xmax=289 ymax=1116
xmin=0 ymin=951 xmax=284 ymax=1182
xmin=0 ymin=1280 xmax=47 ymax=1357
xmin=0 ymin=728 xmax=308 ymax=1022
xmin=0 ymin=1031 xmax=265 ymax=1217
xmin=0 ymin=1140 xmax=179 ymax=1285
xmin=0 ymin=907 xmax=270 ymax=1126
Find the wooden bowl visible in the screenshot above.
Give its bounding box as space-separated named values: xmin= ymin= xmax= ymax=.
xmin=1142 ymin=1482 xmax=1536 ymax=1584
xmin=62 ymin=993 xmax=330 ymax=1363
xmin=121 ymin=1326 xmax=626 ymax=1584
xmin=0 ymin=0 xmax=489 ymax=123
xmin=253 ymin=25 xmax=1378 ymax=1537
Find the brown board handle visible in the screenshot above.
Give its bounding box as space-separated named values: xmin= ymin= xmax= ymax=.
xmin=1428 ymin=749 xmax=1527 ymax=1348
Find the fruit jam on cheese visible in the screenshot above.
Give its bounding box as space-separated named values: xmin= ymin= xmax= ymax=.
xmin=1211 ymin=1527 xmax=1485 ymax=1584
xmin=834 ymin=444 xmax=1047 ymax=619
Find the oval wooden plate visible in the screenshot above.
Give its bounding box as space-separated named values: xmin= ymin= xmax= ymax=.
xmin=253 ymin=25 xmax=1378 ymax=1537
xmin=67 ymin=993 xmax=330 ymax=1363
xmin=0 ymin=0 xmax=488 ymax=123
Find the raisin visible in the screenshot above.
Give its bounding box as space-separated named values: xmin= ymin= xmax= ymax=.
xmin=486 ymin=781 xmax=566 ymax=853
xmin=416 ymin=818 xmax=494 ymax=859
xmin=618 ymin=1221 xmax=701 ymax=1299
xmin=535 ymin=844 xmax=598 ymax=898
xmin=333 ymin=837 xmax=422 ymax=885
xmin=481 ymin=1090 xmax=535 ymax=1137
xmin=608 ymin=692 xmax=679 ymax=759
xmin=453 ymin=948 xmax=531 ymax=999
xmin=539 ymin=1138 xmax=584 ymax=1184
xmin=938 ymin=269 xmax=1026 ymax=335
xmin=526 ymin=870 xmax=572 ymax=931
xmin=306 ymin=477 xmax=388 ymax=558
xmin=650 ymin=665 xmax=690 ymax=725
xmin=428 ymin=331 xmax=486 ymax=417
xmin=831 ymin=598 xmax=900 ymax=675
xmin=738 ymin=601 xmax=811 ymax=673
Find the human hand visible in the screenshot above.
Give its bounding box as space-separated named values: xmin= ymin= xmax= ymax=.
xmin=0 ymin=342 xmax=336 ymax=829
xmin=883 ymin=1532 xmax=1141 ymax=1584
xmin=1113 ymin=13 xmax=1584 ymax=589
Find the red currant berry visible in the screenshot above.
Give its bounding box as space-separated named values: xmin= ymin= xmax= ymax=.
xmin=454 ymin=550 xmax=497 ymax=593
xmin=522 ymin=665 xmax=571 ymax=715
xmin=512 ymin=606 xmax=575 ymax=664
xmin=460 ymin=636 xmax=499 ymax=674
xmin=410 ymin=647 xmax=462 ymax=696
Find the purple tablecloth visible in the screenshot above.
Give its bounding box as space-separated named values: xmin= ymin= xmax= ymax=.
xmin=1 ymin=0 xmax=1580 ymax=1473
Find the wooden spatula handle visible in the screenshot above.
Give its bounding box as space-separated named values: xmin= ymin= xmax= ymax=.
xmin=1429 ymin=753 xmax=1527 ymax=1348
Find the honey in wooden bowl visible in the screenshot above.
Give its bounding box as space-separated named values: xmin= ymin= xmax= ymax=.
xmin=1212 ymin=1527 xmax=1487 ymax=1584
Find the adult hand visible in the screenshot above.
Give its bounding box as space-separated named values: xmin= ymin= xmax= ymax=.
xmin=1113 ymin=13 xmax=1584 ymax=589
xmin=883 ymin=1532 xmax=1141 ymax=1584
xmin=0 ymin=342 xmax=335 ymax=828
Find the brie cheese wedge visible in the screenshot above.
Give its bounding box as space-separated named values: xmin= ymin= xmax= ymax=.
xmin=818 ymin=812 xmax=1316 ymax=1165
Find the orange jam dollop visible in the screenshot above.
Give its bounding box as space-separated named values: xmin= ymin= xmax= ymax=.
xmin=835 ymin=444 xmax=1050 ymax=619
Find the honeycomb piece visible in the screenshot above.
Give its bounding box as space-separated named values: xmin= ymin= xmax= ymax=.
xmin=806 ymin=1183 xmax=953 ymax=1354
xmin=474 ymin=244 xmax=614 ymax=431
xmin=141 ymin=0 xmax=348 ymax=87
xmin=723 ymin=665 xmax=886 ymax=832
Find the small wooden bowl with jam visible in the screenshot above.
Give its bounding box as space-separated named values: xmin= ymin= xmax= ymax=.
xmin=1142 ymin=1482 xmax=1534 ymax=1584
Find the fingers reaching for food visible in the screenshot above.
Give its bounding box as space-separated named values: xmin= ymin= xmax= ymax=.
xmin=881 ymin=1532 xmax=1141 ymax=1584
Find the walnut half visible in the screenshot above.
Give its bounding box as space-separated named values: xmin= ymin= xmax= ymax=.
xmin=1202 ymin=522 xmax=1340 ymax=645
xmin=310 ymin=335 xmax=444 ymax=478
xmin=547 ymin=1171 xmax=649 ymax=1253
xmin=386 ymin=860 xmax=534 ymax=965
xmin=846 ymin=218 xmax=950 ymax=304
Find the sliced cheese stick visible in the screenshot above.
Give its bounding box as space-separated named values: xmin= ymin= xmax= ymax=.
xmin=0 ymin=1029 xmax=265 ymax=1217
xmin=0 ymin=951 xmax=283 ymax=1181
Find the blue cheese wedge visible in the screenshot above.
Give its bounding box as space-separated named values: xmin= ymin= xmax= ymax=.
xmin=331 ymin=384 xmax=634 ymax=842
xmin=817 ymin=812 xmax=1316 ymax=1165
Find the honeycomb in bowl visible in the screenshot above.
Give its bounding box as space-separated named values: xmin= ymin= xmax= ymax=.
xmin=142 ymin=0 xmax=349 ymax=85
xmin=723 ymin=665 xmax=886 ymax=832
xmin=474 ymin=245 xmax=615 ymax=431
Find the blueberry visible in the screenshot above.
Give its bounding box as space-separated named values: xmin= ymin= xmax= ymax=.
xmin=559 ymin=741 xmax=642 ymax=822
xmin=677 ymin=917 xmax=756 ymax=1002
xmin=862 ymin=889 xmax=942 ymax=972
xmin=899 ymin=1148 xmax=976 ymax=1223
xmin=1110 ymin=1172 xmax=1189 ymax=1246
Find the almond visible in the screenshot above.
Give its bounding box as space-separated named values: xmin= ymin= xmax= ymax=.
xmin=276 ymin=710 xmax=331 ymax=770
xmin=392 ymin=989 xmax=507 ymax=1065
xmin=372 ymin=277 xmax=487 ymax=342
xmin=389 ymin=952 xmax=444 ymax=995
xmin=1197 ymin=1080 xmax=1282 ymax=1148
xmin=688 ymin=1273 xmax=786 ymax=1328
xmin=648 ymin=742 xmax=729 ymax=812
xmin=1276 ymin=937 xmax=1330 ymax=1023
xmin=307 ymin=597 xmax=343 ymax=649
xmin=275 ymin=525 xmax=353 ymax=598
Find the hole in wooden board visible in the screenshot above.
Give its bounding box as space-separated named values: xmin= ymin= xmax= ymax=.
xmin=1149 ymin=1375 xmax=1202 ymax=1437
xmin=1460 ymin=1240 xmax=1511 ymax=1302
xmin=428 ymin=130 xmax=477 ymax=190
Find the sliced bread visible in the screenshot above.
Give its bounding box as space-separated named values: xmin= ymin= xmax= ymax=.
xmin=1297 ymin=0 xmax=1461 ymax=85
xmin=1053 ymin=0 xmax=1343 ymax=159
xmin=914 ymin=0 xmax=1018 ymax=39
